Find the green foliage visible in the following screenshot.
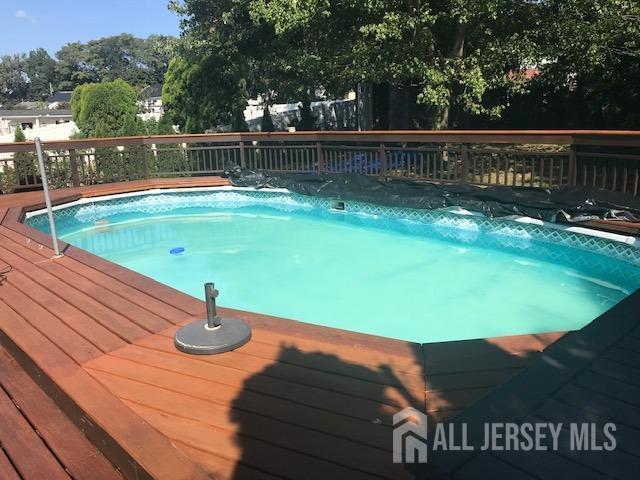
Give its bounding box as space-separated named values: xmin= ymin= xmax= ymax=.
xmin=71 ymin=79 xmax=146 ymax=182
xmin=231 ymin=107 xmax=250 ymax=132
xmin=56 ymin=34 xmax=175 ymax=91
xmin=71 ymin=79 xmax=143 ymax=138
xmin=168 ymin=0 xmax=540 ymax=129
xmin=163 ymin=54 xmax=250 ymax=132
xmin=12 ymin=126 xmax=38 ymax=187
xmin=0 ymin=34 xmax=175 ymax=103
xmin=25 ymin=49 xmax=58 ymax=100
xmin=260 ymin=105 xmax=275 ymax=132
xmin=13 ymin=125 xmax=26 ymax=142
xmin=479 ymin=0 xmax=640 ymax=129
xmin=0 ymin=54 xmax=29 ymax=104
xmin=297 ymin=100 xmax=316 ymax=131
xmin=156 ymin=114 xmax=176 ymax=135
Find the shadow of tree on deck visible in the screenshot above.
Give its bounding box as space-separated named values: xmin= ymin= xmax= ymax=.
xmin=227 ymin=336 xmax=548 ymax=479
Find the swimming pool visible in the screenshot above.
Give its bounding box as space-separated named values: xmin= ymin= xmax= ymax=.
xmin=26 ymin=188 xmax=640 ymax=343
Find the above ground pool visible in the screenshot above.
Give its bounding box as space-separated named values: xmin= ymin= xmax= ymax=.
xmin=26 ymin=188 xmax=640 ymax=343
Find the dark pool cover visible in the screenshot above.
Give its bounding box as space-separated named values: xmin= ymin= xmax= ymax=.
xmin=225 ymin=167 xmax=640 ymax=223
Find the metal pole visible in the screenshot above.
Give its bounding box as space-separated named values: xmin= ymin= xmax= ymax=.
xmin=34 ymin=138 xmax=61 ymax=257
xmin=204 ymin=282 xmax=221 ymax=329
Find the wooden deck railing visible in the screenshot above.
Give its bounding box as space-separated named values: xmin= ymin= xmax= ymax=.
xmin=1 ymin=130 xmax=639 ymax=195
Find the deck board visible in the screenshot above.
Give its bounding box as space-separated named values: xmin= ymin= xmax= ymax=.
xmin=0 ymin=179 xmax=572 ymax=479
xmin=429 ymin=289 xmax=640 ymax=479
xmin=0 ymin=377 xmax=71 ymax=480
xmin=0 ymin=345 xmax=124 ymax=480
xmin=0 ymin=346 xmax=122 ymax=480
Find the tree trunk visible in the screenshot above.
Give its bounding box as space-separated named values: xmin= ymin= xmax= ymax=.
xmin=388 ymin=84 xmax=411 ymax=129
xmin=356 ymin=83 xmax=373 ymax=130
xmin=431 ymin=21 xmax=467 ymax=130
xmin=372 ymin=83 xmax=390 ymax=130
xmin=432 ymin=105 xmax=450 ymax=130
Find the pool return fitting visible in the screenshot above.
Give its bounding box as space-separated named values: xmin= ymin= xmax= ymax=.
xmin=174 ymin=283 xmax=251 ymax=355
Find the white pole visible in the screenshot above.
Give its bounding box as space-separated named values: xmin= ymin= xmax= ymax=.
xmin=34 ymin=137 xmax=62 ymax=257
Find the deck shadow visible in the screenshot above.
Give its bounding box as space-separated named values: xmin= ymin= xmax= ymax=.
xmin=227 ymin=335 xmax=550 ymax=479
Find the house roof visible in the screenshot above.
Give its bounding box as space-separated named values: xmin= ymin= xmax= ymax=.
xmin=144 ymin=83 xmax=163 ymax=99
xmin=0 ymin=109 xmax=72 ymax=118
xmin=47 ymin=91 xmax=73 ymax=103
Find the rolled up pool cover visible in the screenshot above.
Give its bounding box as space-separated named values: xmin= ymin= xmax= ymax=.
xmin=225 ymin=167 xmax=640 ymax=223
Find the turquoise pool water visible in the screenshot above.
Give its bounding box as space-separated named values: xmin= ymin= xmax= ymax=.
xmin=30 ymin=191 xmax=640 ymax=343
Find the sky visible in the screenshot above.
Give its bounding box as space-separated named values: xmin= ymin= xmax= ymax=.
xmin=0 ymin=0 xmax=181 ymax=56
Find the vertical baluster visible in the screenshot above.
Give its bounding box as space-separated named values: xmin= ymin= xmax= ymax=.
xmin=530 ymin=157 xmax=535 ymax=187
xmin=568 ymin=144 xmax=577 ymax=186
xmin=69 ymin=149 xmax=80 ymax=187
xmin=239 ymin=141 xmax=246 ymax=168
xmin=558 ymin=156 xmax=564 ymax=187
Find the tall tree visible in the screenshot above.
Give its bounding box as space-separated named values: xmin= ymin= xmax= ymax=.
xmin=55 ymin=42 xmax=101 ymax=90
xmin=480 ymin=0 xmax=640 ymax=129
xmin=163 ymin=53 xmax=250 ymax=132
xmin=56 ymin=34 xmax=175 ymax=91
xmin=168 ymin=0 xmax=539 ymax=129
xmin=25 ymin=48 xmax=58 ymax=100
xmin=0 ymin=54 xmax=28 ymax=104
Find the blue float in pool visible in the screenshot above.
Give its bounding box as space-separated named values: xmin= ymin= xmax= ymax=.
xmin=170 ymin=247 xmax=185 ymax=255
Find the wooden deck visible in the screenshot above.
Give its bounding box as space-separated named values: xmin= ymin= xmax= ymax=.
xmin=0 ymin=177 xmax=623 ymax=479
xmin=429 ymin=291 xmax=640 ymax=480
xmin=0 ymin=343 xmax=121 ymax=480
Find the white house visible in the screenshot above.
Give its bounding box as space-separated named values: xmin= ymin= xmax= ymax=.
xmin=0 ymin=109 xmax=73 ymax=136
xmin=140 ymin=83 xmax=164 ymax=115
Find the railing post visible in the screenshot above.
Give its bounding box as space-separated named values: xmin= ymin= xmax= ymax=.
xmin=69 ymin=148 xmax=80 ymax=187
xmin=460 ymin=143 xmax=470 ymax=182
xmin=239 ymin=141 xmax=247 ymax=168
xmin=379 ymin=143 xmax=387 ymax=176
xmin=316 ymin=142 xmax=324 ymax=174
xmin=568 ymin=142 xmax=577 ymax=186
xmin=141 ymin=144 xmax=150 ymax=179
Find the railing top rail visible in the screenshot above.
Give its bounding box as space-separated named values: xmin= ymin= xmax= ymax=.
xmin=1 ymin=129 xmax=639 ymax=153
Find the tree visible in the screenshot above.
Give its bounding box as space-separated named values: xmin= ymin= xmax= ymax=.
xmin=25 ymin=49 xmax=58 ymax=100
xmin=163 ymin=54 xmax=249 ymax=132
xmin=71 ymin=79 xmax=142 ymax=137
xmin=260 ymin=105 xmax=275 ymax=132
xmin=12 ymin=126 xmax=38 ymax=188
xmin=168 ymin=0 xmax=540 ymax=130
xmin=56 ymin=34 xmax=175 ymax=91
xmin=475 ymin=0 xmax=640 ymax=129
xmin=0 ymin=54 xmax=28 ymax=105
xmin=55 ymin=42 xmax=101 ymax=90
xmin=71 ymin=79 xmax=145 ymax=181
xmin=156 ymin=114 xmax=176 ymax=135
